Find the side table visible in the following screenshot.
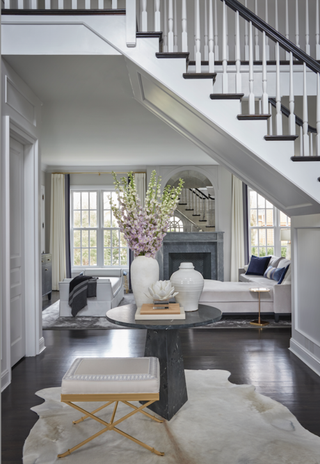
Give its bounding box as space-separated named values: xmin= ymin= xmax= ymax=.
xmin=249 ymin=287 xmax=271 ymax=327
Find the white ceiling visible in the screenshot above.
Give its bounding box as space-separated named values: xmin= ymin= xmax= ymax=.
xmin=4 ymin=55 xmax=217 ymax=169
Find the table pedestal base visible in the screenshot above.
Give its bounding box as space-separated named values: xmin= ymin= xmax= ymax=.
xmin=143 ymin=329 xmax=188 ymax=421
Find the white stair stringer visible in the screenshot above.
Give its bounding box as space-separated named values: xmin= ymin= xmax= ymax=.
xmin=3 ymin=13 xmax=320 ymax=215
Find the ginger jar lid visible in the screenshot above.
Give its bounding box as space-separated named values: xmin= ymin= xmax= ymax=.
xmin=179 ymin=262 xmax=194 ymax=269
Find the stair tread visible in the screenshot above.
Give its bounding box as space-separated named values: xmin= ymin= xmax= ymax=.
xmin=265 ymin=135 xmax=299 ymax=141
xmin=238 ymin=114 xmax=271 ymax=120
xmin=1 ymin=8 xmax=126 ymax=14
xmin=183 ymin=73 xmax=217 ymax=80
xmin=156 ymin=52 xmax=189 ymax=59
xmin=210 ymin=94 xmax=244 ymax=100
xmin=291 ymin=156 xmax=320 ymax=161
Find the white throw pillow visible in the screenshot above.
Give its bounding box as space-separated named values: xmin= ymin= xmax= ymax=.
xmin=277 ymin=258 xmax=291 ymax=284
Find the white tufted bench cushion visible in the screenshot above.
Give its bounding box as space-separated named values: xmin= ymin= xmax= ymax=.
xmin=61 ymin=357 xmax=160 ymax=395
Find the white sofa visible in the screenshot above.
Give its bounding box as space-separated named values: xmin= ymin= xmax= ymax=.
xmin=59 ymin=269 xmax=124 ymax=317
xmin=199 ymin=256 xmax=291 ymax=321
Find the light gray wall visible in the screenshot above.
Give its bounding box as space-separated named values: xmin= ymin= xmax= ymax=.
xmin=290 ymin=213 xmax=320 ymax=376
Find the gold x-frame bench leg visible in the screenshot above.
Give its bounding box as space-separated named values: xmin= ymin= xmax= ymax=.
xmin=58 ymin=400 xmax=164 ymax=459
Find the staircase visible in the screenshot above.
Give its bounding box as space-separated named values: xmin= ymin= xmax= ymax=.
xmin=3 ymin=0 xmax=320 ymax=216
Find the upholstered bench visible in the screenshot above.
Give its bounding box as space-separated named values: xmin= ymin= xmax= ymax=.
xmin=59 ymin=269 xmax=124 ymax=316
xmin=58 ymin=357 xmax=164 ymax=458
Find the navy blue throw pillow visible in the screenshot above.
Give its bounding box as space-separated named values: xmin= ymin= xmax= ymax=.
xmin=245 ymin=255 xmax=271 ymax=276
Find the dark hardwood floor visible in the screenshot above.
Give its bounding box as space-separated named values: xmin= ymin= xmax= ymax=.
xmin=2 ymin=327 xmax=320 ymax=462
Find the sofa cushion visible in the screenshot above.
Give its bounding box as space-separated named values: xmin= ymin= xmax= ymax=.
xmin=269 ymin=255 xmax=284 ymax=268
xmin=246 ymin=255 xmax=271 ymax=276
xmin=264 ymin=265 xmax=289 ymax=284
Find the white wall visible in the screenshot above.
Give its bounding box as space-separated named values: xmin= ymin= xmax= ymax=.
xmin=290 ymin=214 xmax=320 ymax=376
xmin=1 ymin=59 xmax=43 ymax=391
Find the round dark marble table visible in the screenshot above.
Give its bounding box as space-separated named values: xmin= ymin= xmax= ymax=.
xmin=107 ymin=303 xmax=222 ymax=421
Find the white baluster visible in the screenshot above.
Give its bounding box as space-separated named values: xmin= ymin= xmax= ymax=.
xmin=98 ymin=0 xmax=104 ymax=9
xmin=195 ymin=0 xmax=201 ymax=73
xmin=305 ymin=0 xmax=310 ymax=55
xmin=163 ymin=0 xmax=168 ymax=52
xmin=126 ymin=0 xmax=136 ymax=47
xmin=112 ymin=0 xmax=117 ymax=9
xmin=262 ymin=31 xmax=268 ymax=114
xmin=274 ymin=0 xmax=279 ymax=58
xmin=316 ymin=0 xmax=320 ymax=60
xmin=244 ymin=0 xmax=249 ymax=61
xmin=45 ymin=0 xmax=51 ymax=9
xmin=268 ymin=101 xmax=273 ymax=136
xmin=141 ymin=0 xmax=147 ymax=33
xmin=275 ymin=42 xmax=282 ymax=135
xmin=85 ymin=0 xmax=90 ymax=9
xmin=310 ymin=132 xmax=314 ymax=156
xmin=154 ymin=0 xmax=161 ymax=32
xmin=208 ymin=0 xmax=214 ymax=72
xmin=316 ymin=73 xmax=320 ymax=155
xmin=254 ymin=0 xmax=259 ymax=61
xmin=30 ymin=0 xmax=38 ymax=9
xmin=181 ymin=0 xmax=188 ymax=52
xmin=235 ymin=10 xmax=241 ymax=93
xmin=214 ymin=0 xmax=219 ymax=61
xmin=299 ymin=126 xmax=303 ymax=156
xmin=249 ymin=22 xmax=254 ymax=113
xmin=285 ymin=0 xmax=290 ymax=60
xmin=58 ymin=0 xmax=64 ymax=9
xmin=289 ymin=52 xmax=295 ymax=136
xmin=17 ymin=0 xmax=23 ymax=8
xmin=303 ymin=63 xmax=309 ymax=156
xmin=4 ymin=0 xmax=10 ymax=8
xmin=295 ymin=0 xmax=300 ymax=48
xmin=204 ymin=0 xmax=209 ymax=61
xmin=222 ymin=1 xmax=228 ymax=91
xmin=174 ymin=0 xmax=178 ymax=52
xmin=168 ymin=0 xmax=174 ymax=52
xmin=265 ymin=0 xmax=270 ymax=60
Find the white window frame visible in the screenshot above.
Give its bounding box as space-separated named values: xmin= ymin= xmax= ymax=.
xmin=248 ymin=188 xmax=291 ymax=258
xmin=70 ymin=186 xmax=129 ymax=270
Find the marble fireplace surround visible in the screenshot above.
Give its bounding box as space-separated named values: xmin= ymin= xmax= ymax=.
xmin=157 ymin=232 xmax=224 ymax=281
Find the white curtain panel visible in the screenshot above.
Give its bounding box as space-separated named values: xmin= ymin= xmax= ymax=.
xmin=134 ymin=172 xmax=146 ymax=208
xmin=231 ymin=175 xmax=245 ymax=282
xmin=50 ymin=174 xmax=66 ymax=290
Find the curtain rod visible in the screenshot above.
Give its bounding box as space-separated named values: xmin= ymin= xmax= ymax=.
xmin=50 ymin=171 xmax=147 ymax=175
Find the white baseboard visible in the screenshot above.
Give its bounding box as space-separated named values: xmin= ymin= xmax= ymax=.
xmin=289 ymin=338 xmax=320 ymax=377
xmin=1 ymin=368 xmax=11 ymax=392
xmin=39 ymin=336 xmax=46 ymax=354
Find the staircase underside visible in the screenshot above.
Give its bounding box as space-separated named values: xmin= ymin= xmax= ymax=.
xmin=2 ymin=14 xmax=320 ymax=216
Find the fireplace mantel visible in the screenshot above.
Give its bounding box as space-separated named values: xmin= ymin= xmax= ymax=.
xmin=157 ymin=232 xmax=224 ymax=281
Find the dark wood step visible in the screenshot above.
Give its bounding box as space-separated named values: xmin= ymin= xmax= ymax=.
xmin=210 ymin=93 xmax=244 ymax=100
xmin=183 ymin=73 xmax=216 ymax=81
xmin=1 ymin=8 xmax=125 ymax=14
xmin=238 ymin=114 xmax=271 ymax=120
xmin=291 ymin=156 xmax=320 ymax=161
xmin=156 ymin=52 xmax=189 ymax=60
xmin=264 ymin=135 xmax=299 ymax=141
xmin=137 ymin=32 xmax=163 ymax=40
xmin=188 ymin=59 xmax=304 ymax=66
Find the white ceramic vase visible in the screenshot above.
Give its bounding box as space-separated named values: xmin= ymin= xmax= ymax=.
xmin=170 ymin=262 xmax=204 ymax=312
xmin=130 ymin=256 xmax=160 ymax=309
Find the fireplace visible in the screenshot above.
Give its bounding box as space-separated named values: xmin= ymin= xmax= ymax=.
xmin=157 ymin=232 xmax=224 ymax=281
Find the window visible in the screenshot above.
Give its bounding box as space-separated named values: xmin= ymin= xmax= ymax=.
xmin=248 ymin=189 xmax=291 ymax=258
xmin=168 ymin=216 xmax=184 ymax=232
xmin=71 ymin=188 xmax=128 ymax=269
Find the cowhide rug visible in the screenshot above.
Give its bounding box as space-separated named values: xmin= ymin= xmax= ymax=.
xmin=23 ymin=370 xmax=319 ymax=464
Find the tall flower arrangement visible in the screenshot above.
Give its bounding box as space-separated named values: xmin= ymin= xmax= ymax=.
xmin=110 ymin=171 xmax=184 ymax=258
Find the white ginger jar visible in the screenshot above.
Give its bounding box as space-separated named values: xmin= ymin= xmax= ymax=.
xmin=170 ymin=262 xmax=204 ymax=312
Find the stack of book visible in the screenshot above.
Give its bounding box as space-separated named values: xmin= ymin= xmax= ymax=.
xmin=135 ymin=303 xmax=186 ymax=320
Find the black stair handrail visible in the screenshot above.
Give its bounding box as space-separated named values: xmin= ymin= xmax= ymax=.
xmin=268 ymin=98 xmax=317 ymax=134
xmin=222 ymin=0 xmax=320 ymax=75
